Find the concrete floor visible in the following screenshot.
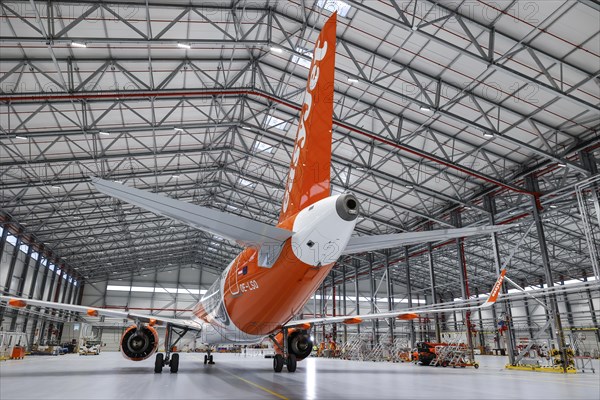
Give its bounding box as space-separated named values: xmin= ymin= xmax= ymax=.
xmin=1 ymin=352 xmax=598 ymax=400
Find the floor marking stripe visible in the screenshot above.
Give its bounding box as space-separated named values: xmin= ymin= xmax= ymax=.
xmin=222 ymin=370 xmax=289 ymax=400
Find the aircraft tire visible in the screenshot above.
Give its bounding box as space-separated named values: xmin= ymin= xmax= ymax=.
xmin=273 ymin=354 xmax=284 ymax=372
xmin=286 ymin=354 xmax=297 ymax=373
xmin=204 ymin=355 xmax=208 ymax=365
xmin=170 ymin=353 xmax=179 ymax=373
xmin=154 ymin=353 xmax=164 ymax=373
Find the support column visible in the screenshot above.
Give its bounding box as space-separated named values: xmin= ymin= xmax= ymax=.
xmin=354 ymin=259 xmax=361 ymax=335
xmin=331 ymin=270 xmax=337 ymax=343
xmin=23 ymin=244 xmax=43 ymax=337
xmin=0 ymin=232 xmax=22 ymax=327
xmin=320 ymin=281 xmax=326 ymax=344
xmin=342 ymin=264 xmax=347 ymax=343
xmin=427 ymin=242 xmax=441 ymax=342
xmin=583 ymin=274 xmax=600 ymax=342
xmin=43 ymin=259 xmax=59 ymax=343
xmin=521 ymin=280 xmax=535 ymax=340
xmin=384 ymin=250 xmax=394 ymax=343
xmin=0 ymin=223 xmax=9 ymax=263
xmin=525 ymin=175 xmax=569 ymax=372
xmin=9 ymin=241 xmax=33 ymax=331
xmin=30 ymin=246 xmax=48 ymax=347
xmin=452 ymin=210 xmax=475 ymax=361
xmin=405 ymin=247 xmax=415 ymax=347
xmin=484 ymin=195 xmax=516 ymax=364
xmin=368 ymin=253 xmax=377 ymax=348
xmin=560 ymin=276 xmax=575 ymax=337
xmin=476 ymin=289 xmax=486 ymax=351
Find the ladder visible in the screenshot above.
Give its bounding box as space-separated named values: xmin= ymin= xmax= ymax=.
xmin=571 ymin=333 xmax=596 ymax=373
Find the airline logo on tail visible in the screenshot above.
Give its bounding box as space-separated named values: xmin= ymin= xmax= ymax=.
xmin=282 ymin=39 xmax=329 ymax=214
xmin=279 ymin=12 xmax=337 ymax=222
xmin=483 ymin=269 xmax=507 ymax=307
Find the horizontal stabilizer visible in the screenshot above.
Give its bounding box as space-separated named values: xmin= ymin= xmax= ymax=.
xmin=92 ymin=178 xmax=293 ymax=248
xmin=343 ymin=224 xmax=515 ymax=254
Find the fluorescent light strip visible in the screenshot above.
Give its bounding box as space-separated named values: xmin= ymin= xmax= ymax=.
xmin=71 ymin=42 xmax=87 ymax=48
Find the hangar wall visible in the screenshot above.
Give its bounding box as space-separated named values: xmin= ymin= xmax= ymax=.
xmin=0 ymin=226 xmax=80 ymax=347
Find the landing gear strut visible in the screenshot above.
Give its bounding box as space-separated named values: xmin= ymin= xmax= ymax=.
xmin=203 ymin=348 xmax=215 ymax=365
xmin=154 ymin=324 xmax=189 ymax=374
xmin=269 ymin=328 xmax=298 ymax=373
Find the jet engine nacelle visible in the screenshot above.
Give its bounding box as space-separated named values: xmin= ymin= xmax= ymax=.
xmin=275 ymin=329 xmax=313 ymax=361
xmin=120 ymin=325 xmax=159 ymax=361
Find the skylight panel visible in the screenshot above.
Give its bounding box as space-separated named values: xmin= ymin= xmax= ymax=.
xmin=291 ymin=47 xmax=312 ymax=69
xmin=265 ymin=115 xmax=290 ymax=131
xmin=238 ymin=177 xmax=257 ymax=188
xmin=252 ymin=140 xmax=275 ymax=154
xmin=317 ymin=0 xmax=352 ymax=17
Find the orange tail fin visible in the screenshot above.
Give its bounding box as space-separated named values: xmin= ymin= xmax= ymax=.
xmin=279 ymin=13 xmax=337 ymax=223
xmin=482 ymin=269 xmax=507 ymax=307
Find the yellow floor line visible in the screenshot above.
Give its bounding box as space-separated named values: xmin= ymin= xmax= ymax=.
xmin=222 ymin=370 xmax=289 ymax=400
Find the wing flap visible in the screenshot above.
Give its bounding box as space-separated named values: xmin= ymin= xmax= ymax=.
xmin=92 ymin=178 xmax=293 ymax=248
xmin=343 ymin=225 xmax=515 ymax=254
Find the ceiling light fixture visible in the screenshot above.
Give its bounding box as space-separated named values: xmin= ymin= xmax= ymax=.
xmin=174 ymin=127 xmax=184 ymax=132
xmin=15 ymin=135 xmax=27 ymax=140
xmin=270 ymin=46 xmax=283 ymax=53
xmin=177 ymin=43 xmax=191 ymax=49
xmin=420 ymin=105 xmax=431 ymax=112
xmin=347 ymin=78 xmax=359 ymax=83
xmin=483 ymin=131 xmax=494 ymax=138
xmin=71 ymin=41 xmax=87 ymax=48
xmin=99 ymin=131 xmax=110 ymax=136
xmin=557 ymin=162 xmax=567 ymax=167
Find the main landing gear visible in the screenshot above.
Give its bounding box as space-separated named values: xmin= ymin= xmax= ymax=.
xmin=203 ymin=348 xmax=215 ymax=365
xmin=154 ymin=324 xmax=189 ymax=374
xmin=269 ymin=328 xmax=298 ymax=373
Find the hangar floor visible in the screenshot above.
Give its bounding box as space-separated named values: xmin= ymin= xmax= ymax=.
xmin=1 ymin=352 xmax=598 ymax=400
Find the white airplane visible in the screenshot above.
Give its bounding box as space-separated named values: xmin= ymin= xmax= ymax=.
xmin=1 ymin=12 xmax=510 ymax=374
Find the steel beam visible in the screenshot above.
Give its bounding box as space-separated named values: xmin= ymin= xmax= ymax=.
xmin=525 ymin=175 xmax=569 ymax=373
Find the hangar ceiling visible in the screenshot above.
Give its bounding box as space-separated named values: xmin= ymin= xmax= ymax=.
xmin=1 ymin=0 xmax=599 ymax=299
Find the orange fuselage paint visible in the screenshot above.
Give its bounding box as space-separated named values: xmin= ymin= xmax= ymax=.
xmin=223 ymin=240 xmax=334 ymax=336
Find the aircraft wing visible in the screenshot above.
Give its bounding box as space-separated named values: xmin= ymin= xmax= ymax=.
xmin=285 ymin=270 xmax=506 ymax=328
xmin=342 ymin=225 xmax=514 ymax=254
xmin=92 ymin=178 xmax=293 ymax=248
xmin=0 ymin=295 xmax=202 ymax=330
